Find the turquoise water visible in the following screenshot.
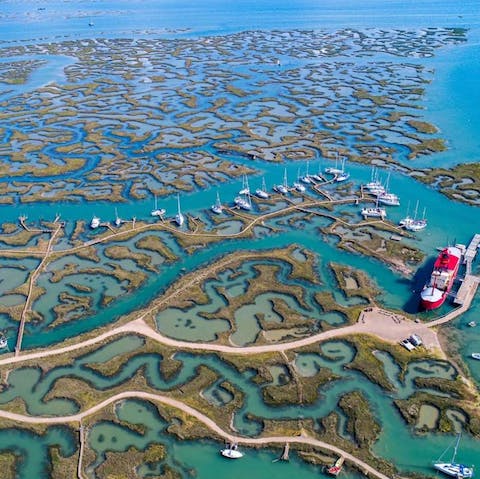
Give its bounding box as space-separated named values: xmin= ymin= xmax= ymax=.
xmin=1 ymin=0 xmax=480 ymax=478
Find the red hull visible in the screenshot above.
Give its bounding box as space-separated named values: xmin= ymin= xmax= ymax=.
xmin=420 ymin=247 xmax=461 ymax=311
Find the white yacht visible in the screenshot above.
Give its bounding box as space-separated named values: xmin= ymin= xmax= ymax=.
xmin=334 ymin=157 xmax=350 ymax=182
xmin=377 ymin=172 xmax=400 ymax=206
xmin=300 ymin=162 xmax=312 ymax=184
xmin=361 ymin=206 xmax=386 ymax=218
xmin=239 ymin=175 xmax=250 ymax=195
xmin=255 ymin=177 xmax=269 ymax=199
xmin=234 ymin=193 xmax=252 ymax=211
xmin=151 ymin=194 xmax=166 ymax=217
xmin=114 ymin=208 xmax=121 ymax=227
xmin=433 ymin=433 xmax=474 ymax=478
xmin=400 ymin=202 xmax=427 ymax=231
xmin=220 ymin=443 xmax=244 ymax=459
xmin=175 ymin=194 xmax=184 ymax=226
xmin=472 ymin=353 xmax=480 ymax=360
xmin=273 ymin=168 xmax=289 ymax=194
xmin=0 ymin=334 xmax=7 ymax=349
xmin=325 ymin=152 xmax=343 ymax=175
xmin=211 ymin=191 xmax=223 ymax=214
xmin=90 ymin=216 xmax=100 ymax=229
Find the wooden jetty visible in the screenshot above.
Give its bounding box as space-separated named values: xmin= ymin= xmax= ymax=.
xmin=454 ymin=234 xmax=480 ymax=306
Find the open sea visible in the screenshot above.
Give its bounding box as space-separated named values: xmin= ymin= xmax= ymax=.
xmin=0 ymin=1 xmax=479 ymax=478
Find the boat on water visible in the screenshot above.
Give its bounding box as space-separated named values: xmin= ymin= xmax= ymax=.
xmin=399 ymin=201 xmax=427 ymax=231
xmin=363 ymin=166 xmax=384 ymax=193
xmin=234 ymin=193 xmax=252 ymax=211
xmin=326 ymin=456 xmax=344 ymax=476
xmin=468 ymin=321 xmax=477 ymax=327
xmin=300 ymin=162 xmax=312 ymax=184
xmin=420 ymin=246 xmax=462 ymax=310
xmin=361 ymin=206 xmax=386 ymax=218
xmin=90 ymin=216 xmax=100 ymax=229
xmin=472 ymin=353 xmax=480 ymax=360
xmin=211 ymin=191 xmax=223 ymax=214
xmin=325 ymin=152 xmax=343 ymax=175
xmin=334 ymin=157 xmax=350 ymax=182
xmin=151 ymin=194 xmax=166 ymax=217
xmin=220 ymin=443 xmax=244 ymax=459
xmin=377 ymin=171 xmax=400 ymax=206
xmin=433 ymin=433 xmax=474 ymax=478
xmin=0 ymin=334 xmax=7 ymax=349
xmin=114 ymin=208 xmax=122 ymax=227
xmin=239 ymin=174 xmax=250 ymax=195
xmin=255 ymin=177 xmax=269 ymax=199
xmin=175 ymin=194 xmax=184 ymax=226
xmin=273 ymin=168 xmax=288 ymax=194
xmin=361 ymin=195 xmax=386 ymax=219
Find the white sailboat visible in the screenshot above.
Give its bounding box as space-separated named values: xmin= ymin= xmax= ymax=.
xmin=239 ymin=175 xmax=250 ymax=195
xmin=90 ymin=216 xmax=100 ymax=229
xmin=325 ymin=152 xmax=343 ymax=175
xmin=400 ymin=201 xmax=427 ymax=231
xmin=220 ymin=443 xmax=244 ymax=459
xmin=211 ymin=191 xmax=223 ymax=214
xmin=273 ymin=168 xmax=288 ymax=194
xmin=293 ymin=168 xmax=306 ymax=192
xmin=433 ymin=433 xmax=474 ymax=478
xmin=234 ymin=191 xmax=252 ymax=210
xmin=151 ymin=194 xmax=166 ymax=217
xmin=175 ymin=194 xmax=184 ymax=226
xmin=377 ymin=172 xmax=400 ymax=206
xmin=335 ymin=157 xmax=350 ymax=182
xmin=300 ymin=162 xmax=312 ymax=184
xmin=114 ymin=208 xmax=121 ymax=227
xmin=255 ymin=177 xmax=269 ymax=199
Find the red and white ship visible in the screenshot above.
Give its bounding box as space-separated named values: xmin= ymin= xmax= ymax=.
xmin=420 ymin=246 xmax=462 ymax=310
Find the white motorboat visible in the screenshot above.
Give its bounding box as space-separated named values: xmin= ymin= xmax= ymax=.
xmin=175 ymin=194 xmax=184 ymax=226
xmin=468 ymin=321 xmax=476 ymax=327
xmin=472 ymin=353 xmax=480 ymax=360
xmin=220 ymin=443 xmax=244 ymax=459
xmin=90 ymin=216 xmax=100 ymax=229
xmin=255 ymin=177 xmax=269 ymax=199
xmin=0 ymin=334 xmax=7 ymax=349
xmin=151 ymin=194 xmax=166 ymax=217
xmin=361 ymin=206 xmax=386 ymax=218
xmin=433 ymin=433 xmax=474 ymax=478
xmin=211 ymin=191 xmax=223 ymax=214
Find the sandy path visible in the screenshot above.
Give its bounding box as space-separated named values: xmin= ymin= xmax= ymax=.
xmin=0 ymin=390 xmax=392 ymax=479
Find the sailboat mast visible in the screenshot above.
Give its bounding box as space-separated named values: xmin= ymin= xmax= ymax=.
xmin=177 ymin=194 xmax=181 ymax=215
xmin=452 ymin=433 xmax=461 ymax=463
xmin=283 ymin=168 xmax=288 ymax=187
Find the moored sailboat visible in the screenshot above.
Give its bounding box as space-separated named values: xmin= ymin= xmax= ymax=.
xmin=433 ymin=433 xmax=474 ymax=478
xmin=90 ymin=216 xmax=100 ymax=229
xmin=273 ymin=168 xmax=288 ymax=194
xmin=220 ymin=442 xmax=244 ymax=459
xmin=211 ymin=191 xmax=223 ymax=214
xmin=255 ymin=177 xmax=269 ymax=199
xmin=151 ymin=194 xmax=166 ymax=217
xmin=175 ymin=194 xmax=184 ymax=226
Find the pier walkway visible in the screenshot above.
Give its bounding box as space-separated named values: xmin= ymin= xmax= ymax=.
xmin=0 ymin=391 xmax=395 ymax=479
xmin=463 ymin=233 xmax=480 ymax=275
xmin=453 ymin=233 xmax=480 ymax=306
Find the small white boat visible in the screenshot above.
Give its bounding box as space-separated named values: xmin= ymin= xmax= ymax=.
xmin=239 ymin=175 xmax=250 ymax=195
xmin=468 ymin=321 xmax=476 ymax=327
xmin=90 ymin=216 xmax=100 ymax=229
xmin=433 ymin=433 xmax=474 ymax=478
xmin=300 ymin=162 xmax=312 ymax=184
xmin=293 ymin=181 xmax=306 ymax=192
xmin=400 ymin=202 xmax=427 ymax=231
xmin=377 ymin=172 xmax=400 ymax=206
xmin=273 ymin=168 xmax=289 ymax=194
xmin=211 ymin=191 xmax=223 ymax=214
xmin=114 ymin=208 xmax=121 ymax=227
xmin=220 ymin=443 xmax=244 ymax=459
xmin=335 ymin=171 xmax=350 ymax=182
xmin=175 ymin=194 xmax=184 ymax=226
xmin=361 ymin=207 xmax=386 ymax=218
xmin=151 ymin=195 xmax=166 ymax=217
xmin=255 ymin=177 xmax=269 ymax=199
xmin=472 ymin=353 xmax=480 ymax=360
xmin=0 ymin=334 xmax=7 ymax=349
xmin=234 ymin=194 xmax=252 ymax=211
xmin=325 ymin=152 xmax=343 ymax=175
